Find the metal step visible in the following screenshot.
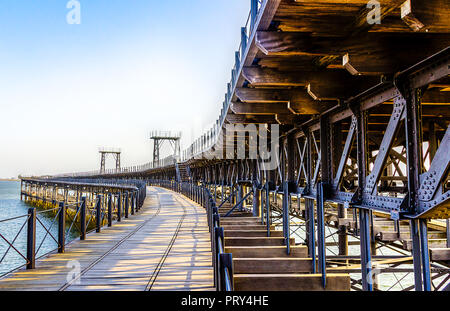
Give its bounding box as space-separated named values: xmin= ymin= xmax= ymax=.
xmin=233 ymin=274 xmax=350 ymax=291
xmin=225 ymin=246 xmax=308 ymax=258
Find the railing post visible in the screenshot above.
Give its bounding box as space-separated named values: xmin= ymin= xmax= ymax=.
xmin=58 ymin=202 xmax=66 ymax=253
xmin=250 ymin=0 xmax=258 ymax=31
xmin=241 ymin=27 xmax=247 ymax=55
xmin=96 ymin=195 xmax=102 ymax=233
xmin=131 ymin=192 xmax=135 ymax=216
xmin=80 ymin=197 xmax=87 ymax=240
xmin=261 ymin=184 xmax=265 ymax=225
xmin=117 ymin=193 xmax=122 ymax=222
xmin=136 ymin=191 xmax=140 ymax=212
xmin=107 ymin=193 xmax=112 ymax=227
xmin=124 ymin=192 xmax=129 ymax=218
xmin=26 ymin=208 xmax=36 ymax=269
xmin=195 ymin=186 xmax=198 ymax=203
xmin=266 ymin=183 xmax=270 ymax=237
xmin=214 ymin=227 xmax=224 ymax=290
xmin=317 ymin=182 xmax=327 ymax=289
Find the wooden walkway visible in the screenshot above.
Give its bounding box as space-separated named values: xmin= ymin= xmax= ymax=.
xmin=0 ymin=187 xmax=214 ymax=291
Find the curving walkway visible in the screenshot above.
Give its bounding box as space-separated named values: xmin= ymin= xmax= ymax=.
xmin=0 ymin=187 xmax=214 ymax=291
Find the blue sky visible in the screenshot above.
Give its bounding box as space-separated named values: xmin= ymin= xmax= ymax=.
xmin=0 ymin=0 xmax=250 ymax=177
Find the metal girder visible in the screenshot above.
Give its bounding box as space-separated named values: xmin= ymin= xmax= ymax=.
xmin=364 ymin=97 xmax=406 ymax=196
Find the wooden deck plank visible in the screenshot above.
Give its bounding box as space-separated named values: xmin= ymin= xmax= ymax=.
xmin=0 ymin=187 xmax=214 ymax=291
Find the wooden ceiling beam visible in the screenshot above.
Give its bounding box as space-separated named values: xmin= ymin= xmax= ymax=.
xmin=256 ymin=31 xmax=337 ymax=57
xmin=225 ymin=114 xmax=279 ymax=124
xmin=255 ymin=31 xmax=449 ymax=76
xmin=342 ymin=35 xmax=450 ymax=75
xmin=242 ymin=66 xmax=380 ymax=99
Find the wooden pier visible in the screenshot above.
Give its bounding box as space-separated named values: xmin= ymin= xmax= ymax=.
xmin=0 ymin=187 xmax=214 ymax=291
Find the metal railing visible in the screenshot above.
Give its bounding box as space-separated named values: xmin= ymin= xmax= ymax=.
xmin=39 ymin=1 xmax=266 ymax=180
xmin=148 ymin=179 xmax=234 ymax=291
xmin=181 ymin=0 xmax=264 ymax=161
xmin=0 ymin=180 xmax=146 ymax=277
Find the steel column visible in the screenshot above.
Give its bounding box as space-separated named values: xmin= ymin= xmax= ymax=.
xmin=58 ymin=202 xmax=65 ymax=253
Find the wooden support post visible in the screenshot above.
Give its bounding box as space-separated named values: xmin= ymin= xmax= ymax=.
xmin=117 ymin=193 xmax=122 ymax=222
xmin=403 ymin=87 xmax=431 ymax=291
xmin=337 ymin=205 xmax=348 ymax=256
xmin=131 ymin=192 xmax=135 ymax=216
xmin=124 ymin=192 xmax=129 ymax=219
xmin=282 ymin=181 xmax=290 ymax=255
xmin=107 ymin=193 xmax=112 ymax=227
xmin=26 ymin=208 xmax=36 ymax=269
xmin=428 ymin=120 xmax=437 ymax=161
